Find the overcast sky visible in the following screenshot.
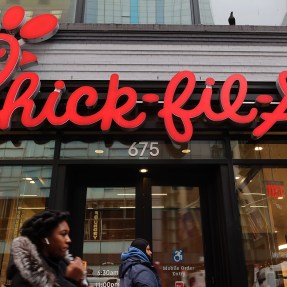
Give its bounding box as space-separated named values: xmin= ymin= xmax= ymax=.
xmin=209 ymin=0 xmax=287 ymax=25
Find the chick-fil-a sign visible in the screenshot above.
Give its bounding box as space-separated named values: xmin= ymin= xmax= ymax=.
xmin=1 ymin=6 xmax=287 ymax=143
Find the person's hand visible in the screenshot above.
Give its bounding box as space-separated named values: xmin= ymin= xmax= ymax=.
xmin=65 ymin=256 xmax=84 ymax=282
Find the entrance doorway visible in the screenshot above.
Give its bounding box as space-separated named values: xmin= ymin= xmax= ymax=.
xmin=82 ymin=166 xmax=206 ymax=286
xmin=64 ymin=164 xmax=236 ymax=287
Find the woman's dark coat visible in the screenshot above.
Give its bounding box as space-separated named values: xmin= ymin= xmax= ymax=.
xmin=6 ymin=236 xmax=78 ymax=287
xmin=118 ymin=247 xmax=161 ymax=287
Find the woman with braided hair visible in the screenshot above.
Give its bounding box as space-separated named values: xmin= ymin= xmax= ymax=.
xmin=6 ymin=210 xmax=90 ymax=287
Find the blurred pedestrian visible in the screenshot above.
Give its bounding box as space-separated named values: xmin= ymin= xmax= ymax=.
xmin=119 ymin=238 xmax=162 ymax=287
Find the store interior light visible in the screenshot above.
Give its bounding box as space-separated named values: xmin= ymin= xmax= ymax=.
xmin=38 ymin=177 xmax=45 ymax=185
xmin=254 ymin=146 xmax=263 ymax=151
xmin=279 ymin=244 xmax=287 ymax=250
xmin=120 ymin=206 xmax=165 ymax=209
xmin=235 ymin=176 xmax=240 ymax=180
xmin=30 ymin=180 xmax=35 ymax=184
xmin=278 ymin=196 xmax=284 ymax=199
xmin=20 ymin=194 xmax=38 ymax=197
xmin=241 ymin=193 xmax=265 ymax=195
xmin=117 ymin=193 xmax=167 ymax=196
xmin=250 ymin=205 xmax=268 ymax=208
xmin=182 ymin=149 xmax=191 ymax=154
xmin=18 ymin=207 xmax=44 ymax=210
xmin=95 ymin=149 xmax=104 ymax=154
xmin=139 ymin=168 xmax=148 ymax=173
xmin=23 ymin=177 xmax=33 ymax=181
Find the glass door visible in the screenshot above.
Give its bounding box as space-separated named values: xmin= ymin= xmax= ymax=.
xmin=78 ymin=165 xmax=208 ymax=287
xmin=152 ymin=185 xmax=205 ymax=287
xmin=83 ymin=186 xmax=135 ymax=285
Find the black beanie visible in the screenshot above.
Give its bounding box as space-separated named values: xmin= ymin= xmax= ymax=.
xmin=130 ymin=238 xmax=149 ymax=254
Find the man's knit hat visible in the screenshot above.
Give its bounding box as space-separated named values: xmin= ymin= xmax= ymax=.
xmin=130 ymin=238 xmax=149 ymax=254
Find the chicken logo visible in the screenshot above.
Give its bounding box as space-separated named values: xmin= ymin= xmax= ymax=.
xmin=0 ymin=5 xmax=58 ymax=88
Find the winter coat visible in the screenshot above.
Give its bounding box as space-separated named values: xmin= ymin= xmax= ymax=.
xmin=6 ymin=236 xmax=78 ymax=287
xmin=118 ymin=247 xmax=161 ymax=287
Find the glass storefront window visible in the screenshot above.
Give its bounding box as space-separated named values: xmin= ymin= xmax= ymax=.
xmin=60 ymin=140 xmax=225 ymax=159
xmin=0 ymin=165 xmax=52 ymax=286
xmin=83 ymin=187 xmax=135 ymax=285
xmin=0 ymin=0 xmax=77 ymax=23
xmin=0 ymin=140 xmax=55 ymax=159
xmin=84 ymin=0 xmax=192 ymax=25
xmin=235 ymin=166 xmax=287 ymax=287
xmin=231 ymin=141 xmax=287 ymax=159
xmin=200 ymin=0 xmax=287 ymax=26
xmin=152 ymin=186 xmax=205 ymax=287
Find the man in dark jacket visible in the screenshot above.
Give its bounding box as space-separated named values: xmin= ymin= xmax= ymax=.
xmin=118 ymin=238 xmax=162 ymax=287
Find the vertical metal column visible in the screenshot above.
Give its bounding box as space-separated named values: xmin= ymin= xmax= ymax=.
xmin=191 ymin=0 xmax=201 ymax=24
xmin=75 ymin=0 xmax=85 ymax=23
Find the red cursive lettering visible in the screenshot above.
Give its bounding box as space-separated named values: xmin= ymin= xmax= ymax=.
xmin=2 ymin=5 xmax=287 ymax=143
xmin=0 ymin=27 xmax=287 ymax=143
xmin=158 ymin=71 xmax=258 ymax=142
xmin=252 ymin=71 xmax=287 ymax=139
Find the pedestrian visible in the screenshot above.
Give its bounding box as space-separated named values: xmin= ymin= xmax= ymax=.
xmin=119 ymin=238 xmax=162 ymax=287
xmin=6 ymin=210 xmax=90 ymax=287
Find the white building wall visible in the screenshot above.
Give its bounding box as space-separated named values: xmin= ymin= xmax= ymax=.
xmin=9 ymin=42 xmax=287 ymax=83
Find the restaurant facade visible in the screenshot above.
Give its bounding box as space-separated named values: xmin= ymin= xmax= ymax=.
xmin=1 ymin=1 xmax=287 ymax=287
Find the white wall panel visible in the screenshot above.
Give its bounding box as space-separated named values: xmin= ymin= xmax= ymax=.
xmin=7 ymin=42 xmax=287 ymax=82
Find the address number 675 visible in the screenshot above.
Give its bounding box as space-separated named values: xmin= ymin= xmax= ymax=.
xmin=128 ymin=142 xmax=159 ymax=157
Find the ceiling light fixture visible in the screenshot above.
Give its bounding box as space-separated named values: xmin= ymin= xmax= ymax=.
xmin=139 ymin=168 xmax=148 ymax=173
xmin=254 ymin=146 xmax=263 ymax=151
